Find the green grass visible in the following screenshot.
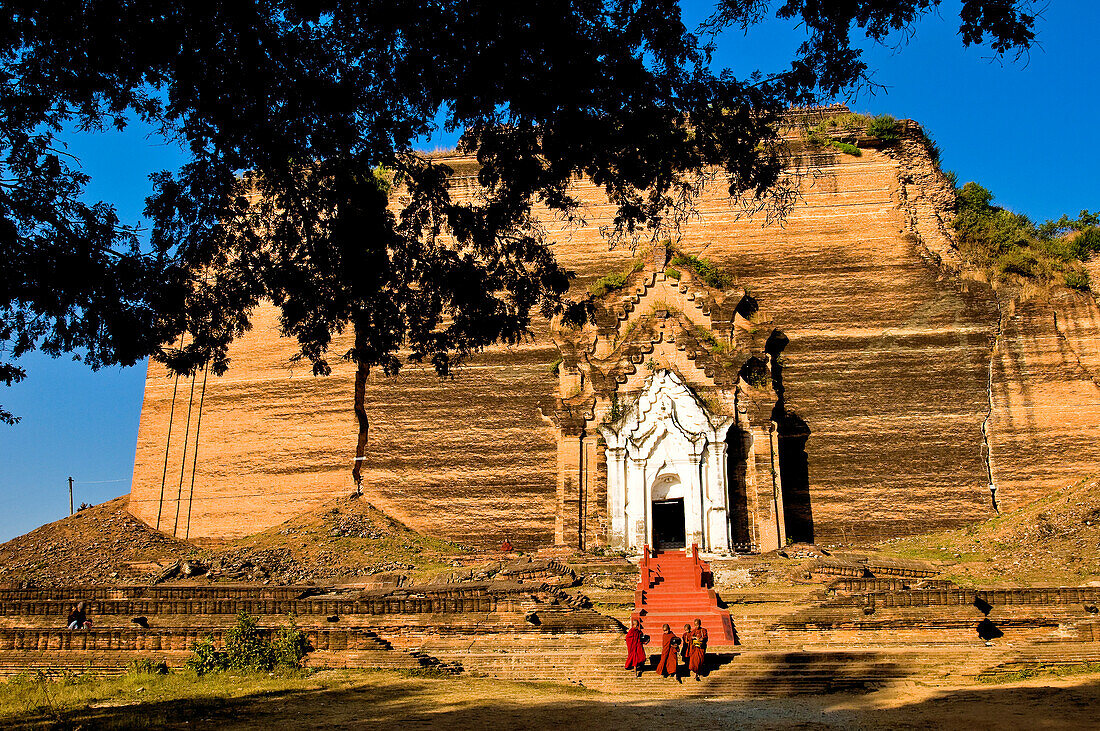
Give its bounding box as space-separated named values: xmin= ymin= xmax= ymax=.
xmin=0 ymin=667 xmax=321 ymax=728
xmin=876 ymin=476 xmax=1100 ymax=586
xmin=669 ymin=251 xmax=733 ymax=290
xmin=589 ymin=253 xmax=647 ymax=297
xmin=954 ymin=182 xmax=1098 ymax=292
xmin=589 ymin=271 xmax=630 ymax=297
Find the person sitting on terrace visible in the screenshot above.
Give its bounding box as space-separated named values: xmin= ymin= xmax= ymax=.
xmin=66 ymin=601 xmax=91 ymax=630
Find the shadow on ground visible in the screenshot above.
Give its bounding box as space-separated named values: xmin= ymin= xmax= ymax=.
xmin=6 ymin=673 xmax=1099 ymax=730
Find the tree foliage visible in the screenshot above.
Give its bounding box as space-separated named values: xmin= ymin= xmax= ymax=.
xmin=0 ymin=0 xmax=1039 ymax=428
xmin=953 ymin=181 xmax=1098 ymax=291
xmin=704 ymin=1 xmax=1037 ymax=100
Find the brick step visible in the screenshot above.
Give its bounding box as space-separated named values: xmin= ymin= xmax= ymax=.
xmin=827 ymin=586 xmax=1100 ymax=607
xmin=768 ymin=617 xmax=1064 ymax=631
xmin=0 ymin=586 xmax=318 ymax=602
xmin=0 ymin=650 xmax=193 ymax=677
xmin=0 ymin=646 xmax=445 ymax=676
xmin=637 ymin=603 xmax=721 ymax=612
xmin=0 ymin=626 xmax=394 ymax=653
xmin=0 ymin=597 xmax=508 ymax=618
xmin=302 ymin=650 xmax=429 ymax=671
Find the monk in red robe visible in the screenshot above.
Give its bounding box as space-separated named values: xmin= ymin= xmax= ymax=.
xmin=680 ymin=623 xmax=692 ymax=670
xmin=624 ymin=619 xmax=647 ymax=676
xmin=688 ymin=618 xmax=708 ymax=680
xmin=654 ymin=624 xmax=680 ymax=680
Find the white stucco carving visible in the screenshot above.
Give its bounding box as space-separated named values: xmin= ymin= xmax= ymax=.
xmin=599 ymin=370 xmax=736 ymax=552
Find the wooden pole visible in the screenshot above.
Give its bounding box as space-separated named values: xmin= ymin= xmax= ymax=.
xmin=68 ymin=476 xmax=73 ymax=515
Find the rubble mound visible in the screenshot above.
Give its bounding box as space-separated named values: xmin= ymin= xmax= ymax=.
xmin=0 ymin=495 xmax=463 ymax=587
xmin=225 ymin=495 xmax=460 ymax=584
xmin=0 ymin=497 xmax=196 ymax=586
xmin=880 ymin=478 xmax=1100 ymax=586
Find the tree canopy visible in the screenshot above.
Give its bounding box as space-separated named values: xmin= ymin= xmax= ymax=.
xmin=0 ymin=0 xmax=1039 ymax=427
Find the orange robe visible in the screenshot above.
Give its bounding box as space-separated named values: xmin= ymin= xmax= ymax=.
xmin=688 ymin=627 xmax=708 ymax=673
xmin=680 ymin=631 xmax=692 ymax=663
xmin=655 ymin=631 xmax=678 ymax=676
xmin=624 ymin=627 xmax=647 ymax=670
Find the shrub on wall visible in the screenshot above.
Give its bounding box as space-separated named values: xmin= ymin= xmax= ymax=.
xmin=867 ymin=114 xmax=902 ymax=143
xmin=589 ymin=271 xmax=629 ymax=297
xmin=669 ymin=251 xmax=733 ymax=290
xmin=1064 ymin=268 xmax=1091 ymax=292
xmin=186 ymin=613 xmax=309 ymax=675
xmin=953 ymin=181 xmax=1100 ymax=292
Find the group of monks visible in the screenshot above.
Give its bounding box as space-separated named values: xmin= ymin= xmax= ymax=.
xmin=624 ymin=617 xmax=709 ymax=682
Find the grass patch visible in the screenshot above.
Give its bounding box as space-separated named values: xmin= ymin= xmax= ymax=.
xmin=669 ymin=251 xmax=733 ymax=290
xmin=953 ymin=182 xmax=1100 ymax=291
xmin=0 ymin=667 xmax=323 ymax=728
xmin=589 ymin=271 xmax=630 ymax=297
xmin=977 ymin=662 xmax=1100 ymax=684
xmin=877 ymin=476 xmax=1100 ymax=586
xmin=866 ymin=114 xmax=902 ymax=143
xmin=800 ymin=111 xmax=898 ymax=148
xmin=1 ymin=668 xmax=610 ymax=728
xmin=687 ymin=322 xmax=718 ymax=347
xmin=589 ymin=255 xmax=647 ymax=297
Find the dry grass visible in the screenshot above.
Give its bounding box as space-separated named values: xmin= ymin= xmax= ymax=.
xmin=0 ymin=667 xmax=325 ymax=728
xmin=877 ymin=477 xmax=1100 ymax=586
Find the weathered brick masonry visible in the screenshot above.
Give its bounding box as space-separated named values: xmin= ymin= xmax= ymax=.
xmin=129 ymin=123 xmax=1100 ymax=546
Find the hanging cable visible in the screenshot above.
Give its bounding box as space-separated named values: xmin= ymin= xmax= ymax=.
xmin=172 ymin=366 xmax=199 ymax=537
xmin=183 ymin=363 xmax=209 ymax=540
xmin=156 ymin=334 xmax=186 ymax=531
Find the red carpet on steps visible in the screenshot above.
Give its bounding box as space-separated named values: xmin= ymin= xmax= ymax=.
xmin=630 ymin=548 xmax=735 ymax=644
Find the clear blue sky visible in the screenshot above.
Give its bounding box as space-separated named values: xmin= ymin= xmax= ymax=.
xmin=2 ymin=2 xmax=1097 ymax=541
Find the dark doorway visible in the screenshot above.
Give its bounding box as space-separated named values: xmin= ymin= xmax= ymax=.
xmin=725 ymin=426 xmax=752 ymax=550
xmin=766 ymin=329 xmax=814 ymax=545
xmin=652 ymin=499 xmax=686 ymax=550
xmin=774 ymin=406 xmax=814 ymax=544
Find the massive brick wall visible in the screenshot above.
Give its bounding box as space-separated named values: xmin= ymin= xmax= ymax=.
xmin=131 ymin=137 xmax=1012 ymax=546
xmin=987 ymin=287 xmax=1100 ymax=512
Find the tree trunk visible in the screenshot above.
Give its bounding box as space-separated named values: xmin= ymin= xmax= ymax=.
xmin=351 ymin=359 xmax=369 ymax=495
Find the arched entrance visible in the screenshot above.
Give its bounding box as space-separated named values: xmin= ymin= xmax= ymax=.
xmin=601 ymin=370 xmax=738 ymax=552
xmin=651 ymin=474 xmax=686 ymax=550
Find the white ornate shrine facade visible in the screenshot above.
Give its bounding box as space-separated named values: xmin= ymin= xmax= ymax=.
xmin=543 ymin=243 xmax=802 ymax=554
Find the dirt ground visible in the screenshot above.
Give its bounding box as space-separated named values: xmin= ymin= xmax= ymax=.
xmin=8 ymin=670 xmax=1097 ymax=730
xmin=210 ymin=676 xmax=1100 ymax=730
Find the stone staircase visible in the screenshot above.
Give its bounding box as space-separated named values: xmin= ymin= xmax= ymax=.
xmin=630 ymin=546 xmax=735 ymax=643
xmin=0 ymin=579 xmax=623 ymax=677
xmin=0 ymin=575 xmax=1097 ymax=696
xmin=411 ymin=632 xmax=992 ymax=696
